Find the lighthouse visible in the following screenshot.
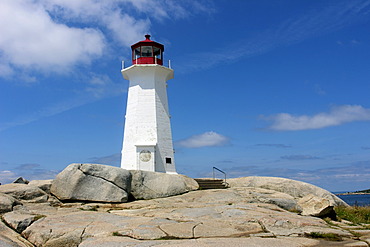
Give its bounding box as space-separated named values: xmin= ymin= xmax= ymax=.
xmin=120 ymin=35 xmax=177 ymax=174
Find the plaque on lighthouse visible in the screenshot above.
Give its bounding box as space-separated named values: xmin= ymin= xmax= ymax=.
xmin=120 ymin=35 xmax=177 ymax=174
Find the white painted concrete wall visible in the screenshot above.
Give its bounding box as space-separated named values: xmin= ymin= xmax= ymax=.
xmin=120 ymin=64 xmax=176 ymax=174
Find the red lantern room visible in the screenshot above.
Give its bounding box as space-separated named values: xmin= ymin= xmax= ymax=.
xmin=131 ymin=34 xmax=164 ymax=65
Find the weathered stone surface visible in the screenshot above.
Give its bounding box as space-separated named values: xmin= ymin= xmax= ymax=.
xmin=81 ymin=236 xmax=325 ymax=247
xmin=2 ymin=211 xmax=44 ymax=233
xmin=229 ymin=176 xmax=347 ymax=218
xmin=179 ymin=174 xmax=199 ymax=191
xmin=12 ymin=177 xmax=29 ymax=184
xmin=237 ymin=187 xmax=302 ymax=212
xmin=28 ymin=180 xmax=53 ymax=194
xmin=298 ymin=194 xmax=336 ymax=217
xmin=0 ymin=220 xmax=34 ymax=247
xmin=3 ymin=174 xmax=368 ymax=246
xmin=51 ymin=163 xmax=131 ymax=202
xmin=130 ymin=170 xmax=198 ymax=200
xmin=1 ymin=187 xmax=365 ymax=247
xmin=0 ymin=184 xmax=48 ymax=203
xmin=0 ymin=193 xmax=22 ymax=213
xmin=228 ymin=176 xmax=347 ymax=206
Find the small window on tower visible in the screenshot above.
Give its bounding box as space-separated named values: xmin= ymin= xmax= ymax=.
xmin=165 ymin=157 xmax=172 ymax=164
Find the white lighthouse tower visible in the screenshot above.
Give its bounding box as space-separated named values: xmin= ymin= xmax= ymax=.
xmin=120 ymin=35 xmax=176 ymax=174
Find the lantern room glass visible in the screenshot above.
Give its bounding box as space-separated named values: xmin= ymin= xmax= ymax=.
xmin=132 ymin=45 xmax=163 ymax=65
xmin=141 ymin=46 xmax=152 ymax=57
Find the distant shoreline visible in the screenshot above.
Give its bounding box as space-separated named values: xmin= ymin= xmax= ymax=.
xmin=336 ymin=192 xmax=370 ymax=196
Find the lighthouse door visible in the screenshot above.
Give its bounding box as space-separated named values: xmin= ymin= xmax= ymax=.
xmin=136 ymin=145 xmax=155 ymax=172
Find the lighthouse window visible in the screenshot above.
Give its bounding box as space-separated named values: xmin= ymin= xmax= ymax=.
xmin=141 ymin=46 xmax=153 ymax=57
xmin=165 ymin=157 xmax=172 ymax=164
xmin=153 ymin=47 xmax=161 ymax=59
xmin=134 ymin=47 xmax=140 ymax=56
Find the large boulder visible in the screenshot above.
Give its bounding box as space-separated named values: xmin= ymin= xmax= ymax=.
xmin=297 ymin=194 xmax=336 ymax=218
xmin=0 ymin=184 xmax=48 ymax=203
xmin=130 ymin=170 xmax=198 ymax=200
xmin=228 ymin=176 xmax=347 ymax=217
xmin=51 ymin=163 xmax=131 ymax=203
xmin=0 ymin=193 xmax=22 ymax=214
xmin=228 ymin=176 xmax=346 ymax=204
xmin=28 ymin=180 xmax=53 ymax=194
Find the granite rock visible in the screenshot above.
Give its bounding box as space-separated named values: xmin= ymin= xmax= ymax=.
xmin=51 ymin=163 xmax=131 ymax=203
xmin=28 ymin=180 xmax=53 ymax=194
xmin=130 ymin=170 xmax=198 ymax=200
xmin=0 ymin=193 xmax=22 ymax=214
xmin=0 ymin=184 xmax=48 ymax=203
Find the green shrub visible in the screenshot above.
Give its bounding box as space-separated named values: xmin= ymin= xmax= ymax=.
xmin=304 ymin=232 xmax=342 ymax=241
xmin=335 ymin=205 xmax=370 ymax=225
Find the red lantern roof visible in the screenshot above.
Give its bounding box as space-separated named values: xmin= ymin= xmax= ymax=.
xmin=131 ymin=35 xmax=164 ymax=51
xmin=131 ymin=35 xmax=164 ymax=65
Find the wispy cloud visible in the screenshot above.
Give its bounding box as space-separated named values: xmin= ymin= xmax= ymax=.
xmin=179 ymin=1 xmax=370 ymax=72
xmin=263 ymin=105 xmax=370 ymax=131
xmin=176 ymin=131 xmax=230 ymax=148
xmin=256 ymin=144 xmax=292 ymax=148
xmin=88 ymin=153 xmax=121 ymax=167
xmin=0 ymin=163 xmax=59 ymax=185
xmin=0 ymin=170 xmax=17 ymax=184
xmin=281 ymin=155 xmax=321 ymax=161
xmin=0 ymin=72 xmax=126 ymax=132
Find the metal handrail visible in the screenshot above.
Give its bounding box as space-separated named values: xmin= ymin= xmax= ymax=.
xmin=213 ymin=166 xmax=228 ymax=186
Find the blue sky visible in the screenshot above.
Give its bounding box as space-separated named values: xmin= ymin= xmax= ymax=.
xmin=1 ymin=0 xmax=370 ymax=192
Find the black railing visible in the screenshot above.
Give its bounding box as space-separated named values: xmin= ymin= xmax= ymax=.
xmin=213 ymin=166 xmax=228 ymax=186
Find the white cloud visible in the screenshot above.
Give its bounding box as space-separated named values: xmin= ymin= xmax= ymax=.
xmin=0 ymin=0 xmax=105 ymax=74
xmin=177 ymin=131 xmax=230 ymax=148
xmin=265 ymin=105 xmax=370 ymax=131
xmin=0 ymin=0 xmax=213 ymax=77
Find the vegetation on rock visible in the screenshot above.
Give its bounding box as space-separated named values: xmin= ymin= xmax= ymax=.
xmin=335 ymin=205 xmax=370 ymax=224
xmin=304 ymin=232 xmax=343 ymax=241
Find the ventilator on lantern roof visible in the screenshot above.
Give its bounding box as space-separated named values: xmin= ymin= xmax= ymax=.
xmin=131 ymin=34 xmax=164 ymax=65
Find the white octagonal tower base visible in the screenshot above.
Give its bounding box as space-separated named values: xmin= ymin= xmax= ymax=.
xmin=120 ymin=64 xmax=177 ymax=174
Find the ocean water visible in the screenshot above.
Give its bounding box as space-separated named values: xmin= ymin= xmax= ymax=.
xmin=336 ymin=194 xmax=370 ymax=206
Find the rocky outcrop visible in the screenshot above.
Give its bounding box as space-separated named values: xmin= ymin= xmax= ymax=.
xmin=228 ymin=176 xmax=345 ymax=204
xmin=130 ymin=170 xmax=199 ymax=200
xmin=28 ymin=180 xmax=52 ymax=194
xmin=0 ymin=220 xmax=34 ymax=247
xmin=12 ymin=177 xmax=29 ymax=184
xmin=5 ymin=188 xmax=359 ymax=247
xmin=51 ymin=163 xmax=132 ymax=203
xmin=2 ymin=211 xmax=43 ymax=233
xmin=51 ymin=164 xmax=198 ymax=202
xmin=0 ymin=184 xmax=48 ymax=203
xmin=298 ymin=194 xmax=336 ymax=218
xmin=0 ymin=171 xmax=367 ymax=247
xmin=0 ymin=193 xmax=22 ymax=214
xmin=228 ymin=176 xmax=347 ymax=218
